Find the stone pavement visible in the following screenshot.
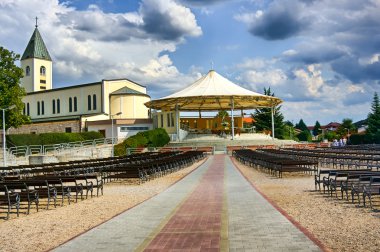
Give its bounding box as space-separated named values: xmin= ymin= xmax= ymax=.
xmin=54 ymin=155 xmax=322 ymax=252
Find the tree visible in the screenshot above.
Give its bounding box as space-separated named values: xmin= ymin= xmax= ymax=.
xmin=336 ymin=118 xmax=356 ymax=138
xmin=312 ymin=121 xmax=321 ymax=136
xmin=0 ymin=47 xmax=29 ymax=130
xmin=295 ymin=119 xmax=308 ymax=132
xmin=252 ymin=87 xmax=285 ymax=139
xmin=215 ymin=110 xmax=229 ymax=118
xmin=366 ymin=92 xmax=380 ymax=136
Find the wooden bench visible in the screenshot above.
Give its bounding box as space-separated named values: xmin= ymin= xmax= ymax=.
xmin=363 ymin=176 xmax=380 ymax=209
xmin=0 ymin=182 xmax=38 ymax=215
xmin=0 ymin=184 xmax=20 ymax=220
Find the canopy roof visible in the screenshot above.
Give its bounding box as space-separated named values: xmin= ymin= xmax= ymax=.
xmin=145 ymin=70 xmax=282 ymax=111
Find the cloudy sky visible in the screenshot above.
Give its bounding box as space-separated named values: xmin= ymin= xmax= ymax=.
xmin=1 ymin=0 xmax=379 ymax=125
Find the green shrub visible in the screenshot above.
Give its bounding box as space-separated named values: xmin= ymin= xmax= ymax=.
xmin=7 ymin=134 xmax=42 ymax=146
xmin=297 ymin=130 xmax=312 ymax=142
xmin=349 ymin=134 xmax=364 ymax=145
xmin=80 ymin=131 xmax=104 ymax=140
xmin=113 ymin=128 xmax=170 ymax=156
xmin=7 ymin=131 xmax=104 ymax=146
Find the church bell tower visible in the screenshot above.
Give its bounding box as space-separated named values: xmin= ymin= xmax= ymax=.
xmin=20 ymin=18 xmax=52 ymax=93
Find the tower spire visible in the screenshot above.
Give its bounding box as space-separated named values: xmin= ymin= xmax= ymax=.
xmin=35 ymin=16 xmax=38 ymax=28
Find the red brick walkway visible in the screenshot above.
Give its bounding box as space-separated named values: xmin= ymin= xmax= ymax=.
xmin=144 ymin=155 xmax=225 ymax=251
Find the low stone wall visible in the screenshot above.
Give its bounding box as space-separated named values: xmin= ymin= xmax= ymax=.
xmin=8 ymin=120 xmax=80 ymax=135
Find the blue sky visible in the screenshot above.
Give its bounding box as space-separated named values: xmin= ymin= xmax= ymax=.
xmin=1 ymin=0 xmax=380 ymax=126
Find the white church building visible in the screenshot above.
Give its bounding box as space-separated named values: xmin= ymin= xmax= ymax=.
xmin=9 ymin=24 xmax=152 ymax=139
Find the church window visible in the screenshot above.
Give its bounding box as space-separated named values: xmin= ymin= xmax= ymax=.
xmin=37 ymin=101 xmax=40 ymax=115
xmin=167 ymin=113 xmax=170 ymax=127
xmin=93 ymin=94 xmax=97 ymax=110
xmin=88 ymin=95 xmax=91 ymax=110
xmin=57 ymin=99 xmax=60 ymax=114
xmin=74 ymin=97 xmax=77 ymax=112
xmin=160 ymin=114 xmax=163 ymax=128
xmin=52 ymin=99 xmax=56 ymax=114
xmin=69 ymin=97 xmax=73 ymax=112
xmin=23 ymin=104 xmax=26 ymax=115
xmin=171 ymin=113 xmax=175 ymax=127
xmin=41 ymin=101 xmax=45 ymax=115
xmin=27 ymin=103 xmax=30 ymax=116
xmin=40 ymin=66 xmax=46 ymax=76
xmin=26 ymin=66 xmax=30 ymax=76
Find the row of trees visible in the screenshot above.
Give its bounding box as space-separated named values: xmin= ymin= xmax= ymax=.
xmin=251 ymin=88 xmax=380 ymax=144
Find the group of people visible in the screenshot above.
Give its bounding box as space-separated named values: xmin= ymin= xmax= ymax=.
xmin=332 ymin=138 xmax=347 ymax=147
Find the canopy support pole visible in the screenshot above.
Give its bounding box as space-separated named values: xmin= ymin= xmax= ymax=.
xmin=231 ymin=97 xmax=235 ymax=140
xmin=175 ymin=105 xmax=180 ymax=142
xmin=271 ymin=106 xmax=275 ymax=140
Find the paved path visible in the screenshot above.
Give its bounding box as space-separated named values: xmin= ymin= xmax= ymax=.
xmin=54 ymin=155 xmax=321 ymax=252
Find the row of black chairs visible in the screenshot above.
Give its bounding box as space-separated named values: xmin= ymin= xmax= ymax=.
xmin=279 ymin=147 xmax=380 ymax=170
xmin=233 ymin=149 xmax=317 ymax=178
xmin=315 ymin=169 xmax=380 ymax=209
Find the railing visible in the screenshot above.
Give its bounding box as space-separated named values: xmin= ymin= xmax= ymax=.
xmin=8 ymin=137 xmax=116 ymax=157
xmin=126 ymin=146 xmax=215 ymax=155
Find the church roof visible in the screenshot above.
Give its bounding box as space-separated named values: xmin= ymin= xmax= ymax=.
xmin=21 ymin=27 xmax=52 ymax=61
xmin=111 ymin=87 xmax=147 ymax=96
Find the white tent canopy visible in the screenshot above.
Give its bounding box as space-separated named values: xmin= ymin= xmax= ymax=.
xmin=145 ymin=70 xmax=282 ymax=140
xmin=145 ymin=70 xmax=282 ymax=111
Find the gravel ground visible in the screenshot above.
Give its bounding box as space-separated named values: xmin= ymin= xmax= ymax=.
xmin=232 ymin=157 xmax=380 ymax=252
xmin=0 ymin=158 xmax=207 ymax=252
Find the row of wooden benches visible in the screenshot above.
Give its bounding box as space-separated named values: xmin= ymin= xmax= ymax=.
xmin=0 ymin=152 xmax=175 ymax=178
xmin=103 ymin=151 xmax=206 ymax=183
xmin=278 ymin=148 xmax=380 ymax=170
xmin=0 ymin=174 xmax=103 ymax=220
xmin=314 ymin=169 xmax=380 ymax=209
xmin=0 ymin=150 xmax=206 ymax=219
xmin=233 ymin=149 xmax=318 ymax=178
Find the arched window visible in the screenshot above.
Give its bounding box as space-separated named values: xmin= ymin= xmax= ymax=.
xmin=52 ymin=99 xmax=56 ymax=114
xmin=37 ymin=101 xmax=40 ymax=115
xmin=93 ymin=94 xmax=97 ymax=110
xmin=69 ymin=97 xmax=73 ymax=112
xmin=40 ymin=66 xmax=46 ymax=76
xmin=74 ymin=97 xmax=77 ymax=112
xmin=57 ymin=99 xmax=60 ymax=114
xmin=23 ymin=104 xmax=26 ymax=115
xmin=87 ymin=95 xmax=91 ymax=110
xmin=41 ymin=101 xmax=45 ymax=115
xmin=26 ymin=66 xmax=30 ymax=76
xmin=27 ymin=103 xmax=30 ymax=116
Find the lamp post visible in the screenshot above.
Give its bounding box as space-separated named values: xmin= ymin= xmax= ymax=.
xmin=111 ymin=112 xmax=122 ymax=157
xmin=2 ymin=105 xmax=16 ymax=167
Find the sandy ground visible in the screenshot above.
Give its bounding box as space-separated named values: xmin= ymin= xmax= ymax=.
xmin=1 ymin=156 xmax=379 ymax=252
xmin=233 ymin=158 xmax=380 ymax=252
xmin=0 ymin=158 xmax=207 ymax=252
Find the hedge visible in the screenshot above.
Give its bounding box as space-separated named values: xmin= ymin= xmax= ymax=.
xmin=7 ymin=131 xmax=104 ymax=146
xmin=114 ymin=128 xmax=170 ymax=156
xmin=297 ymin=130 xmax=312 ymax=142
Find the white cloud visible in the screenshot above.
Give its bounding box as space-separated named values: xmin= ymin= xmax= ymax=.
xmin=0 ymin=0 xmax=203 ymax=98
xmin=293 ymin=64 xmax=324 ymax=98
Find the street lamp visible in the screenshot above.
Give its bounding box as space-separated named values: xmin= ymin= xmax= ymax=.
xmin=111 ymin=112 xmax=122 ymax=157
xmin=2 ymin=105 xmax=16 ymax=167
